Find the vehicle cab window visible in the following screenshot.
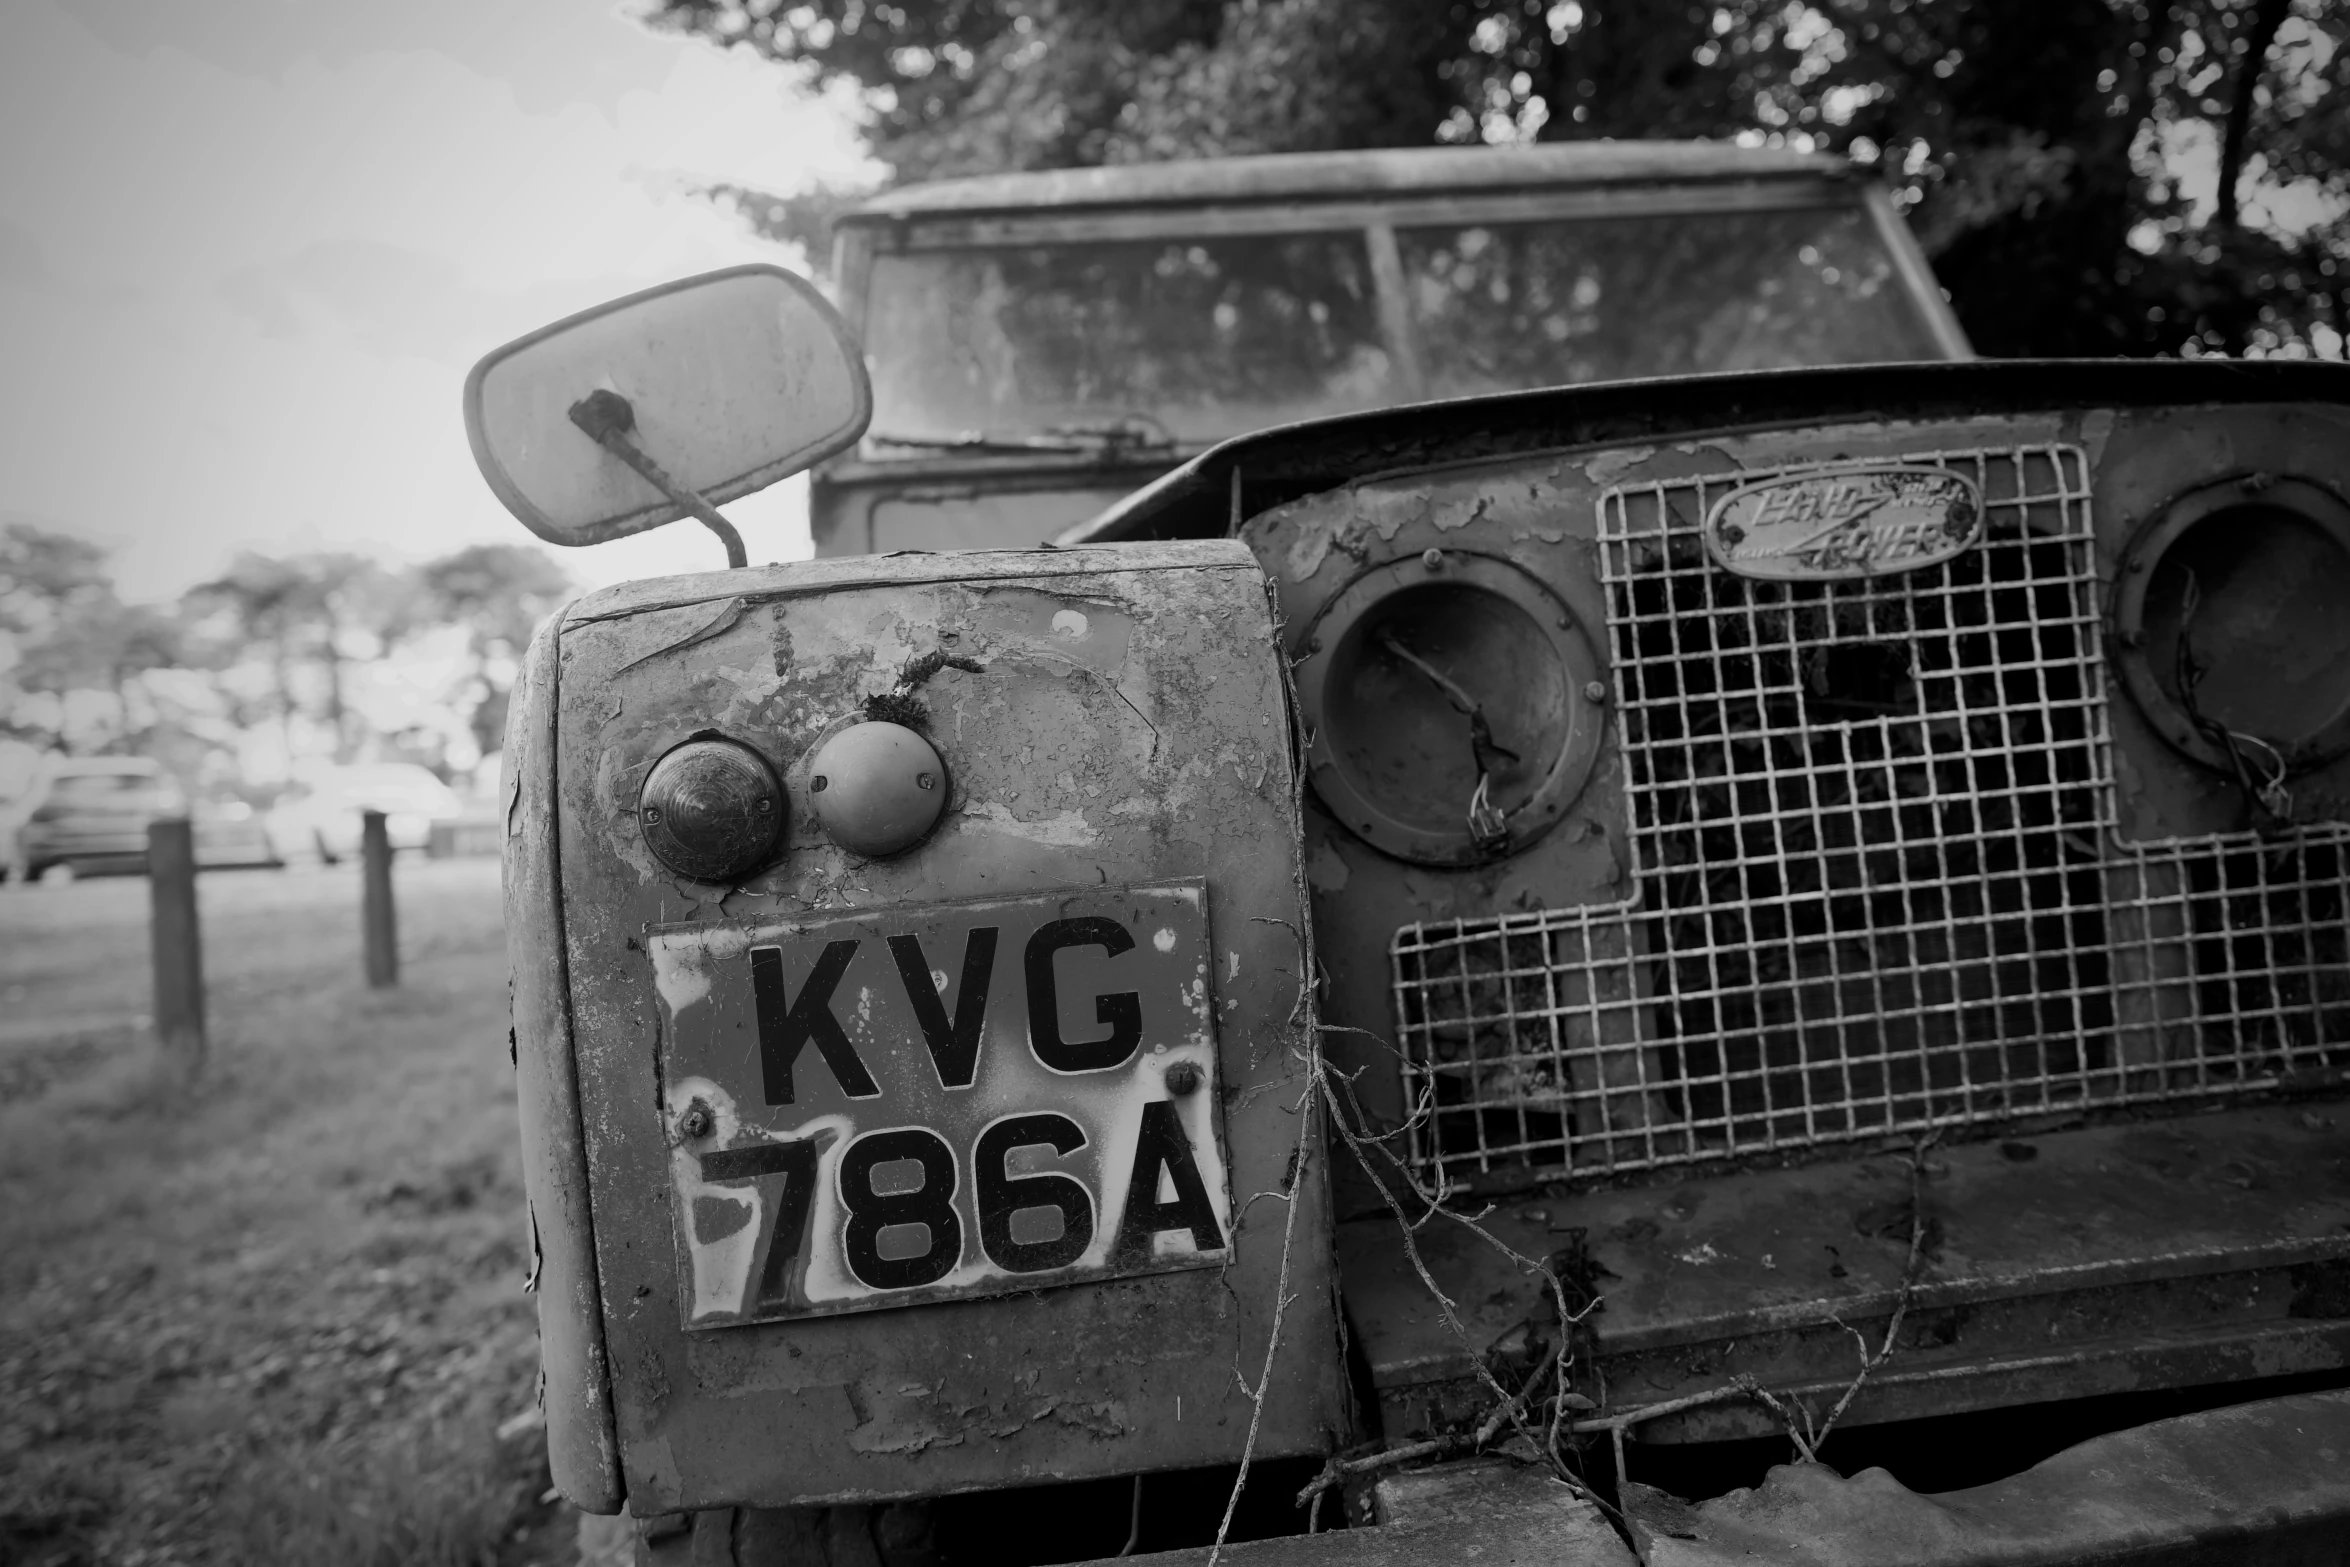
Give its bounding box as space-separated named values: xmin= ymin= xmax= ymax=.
xmin=816 ymin=144 xmax=1967 ymax=558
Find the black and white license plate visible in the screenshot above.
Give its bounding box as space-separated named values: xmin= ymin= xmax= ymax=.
xmin=648 ymin=881 xmax=1231 ymax=1328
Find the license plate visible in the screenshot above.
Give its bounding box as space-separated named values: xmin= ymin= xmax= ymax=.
xmin=648 ymin=881 xmax=1231 ymax=1328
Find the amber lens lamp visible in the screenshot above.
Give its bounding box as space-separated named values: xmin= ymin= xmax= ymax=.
xmin=638 ymin=738 xmax=786 ymax=883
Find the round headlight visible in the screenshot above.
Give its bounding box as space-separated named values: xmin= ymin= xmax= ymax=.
xmin=1295 ymin=550 xmax=1605 ymax=865
xmin=638 ymin=737 xmax=786 ymax=884
xmin=806 ymin=721 xmax=949 ymax=858
xmin=2116 ymin=476 xmax=2350 ymax=774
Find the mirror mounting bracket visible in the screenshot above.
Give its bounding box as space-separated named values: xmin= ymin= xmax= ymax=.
xmin=566 ymin=389 xmax=749 ymax=569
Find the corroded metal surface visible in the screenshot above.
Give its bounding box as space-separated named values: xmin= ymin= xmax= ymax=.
xmin=1344 ymin=1102 xmax=2350 ymax=1443
xmin=1068 ymin=361 xmax=2350 ymax=545
xmin=503 ymin=612 xmax=624 ymax=1510
xmin=1625 ymin=1387 xmax=2350 ymax=1565
xmin=548 ymin=541 xmax=1344 ymax=1511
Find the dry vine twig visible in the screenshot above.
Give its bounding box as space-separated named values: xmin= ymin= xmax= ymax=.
xmin=1295 ymin=1064 xmax=1611 ymax=1520
xmin=1560 ymin=1130 xmax=1943 ymax=1469
xmin=1802 ymin=1130 xmax=1941 ymax=1452
xmin=1213 ymin=596 xmax=1604 ymax=1559
xmin=1204 ymin=592 xmax=1329 ymax=1567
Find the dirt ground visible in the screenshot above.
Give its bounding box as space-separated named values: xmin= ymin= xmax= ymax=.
xmin=0 ymin=858 xmax=579 ymax=1567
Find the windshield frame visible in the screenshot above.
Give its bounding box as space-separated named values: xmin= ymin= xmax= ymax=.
xmin=831 ymin=174 xmax=1967 ymax=469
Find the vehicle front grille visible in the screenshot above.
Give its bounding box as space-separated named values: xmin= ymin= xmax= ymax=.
xmin=1392 ymin=443 xmax=2350 ymax=1185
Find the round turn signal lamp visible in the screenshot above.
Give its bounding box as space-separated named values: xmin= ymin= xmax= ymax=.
xmin=638 ymin=738 xmax=785 ymax=884
xmin=807 ymin=721 xmax=948 ymax=858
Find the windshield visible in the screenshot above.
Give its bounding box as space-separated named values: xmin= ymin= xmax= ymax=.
xmin=1395 ymin=204 xmax=1943 ymax=393
xmin=863 ymin=232 xmax=1397 ymax=453
xmin=858 ymin=201 xmax=1941 ymax=458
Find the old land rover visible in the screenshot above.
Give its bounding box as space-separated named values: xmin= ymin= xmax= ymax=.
xmin=466 ymin=144 xmax=2350 ymax=1566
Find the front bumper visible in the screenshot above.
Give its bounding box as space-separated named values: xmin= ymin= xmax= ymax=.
xmin=1066 ymin=1392 xmax=2350 ymax=1564
xmin=1625 ymin=1386 xmax=2350 ymax=1565
xmin=1347 ymin=1101 xmax=2350 ymax=1446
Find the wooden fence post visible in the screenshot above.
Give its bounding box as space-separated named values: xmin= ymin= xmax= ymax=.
xmin=148 ymin=817 xmax=206 ymax=1077
xmin=361 ymin=809 xmax=398 ymax=989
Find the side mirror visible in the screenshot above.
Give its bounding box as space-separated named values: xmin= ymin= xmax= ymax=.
xmin=464 ymin=264 xmax=871 ymax=558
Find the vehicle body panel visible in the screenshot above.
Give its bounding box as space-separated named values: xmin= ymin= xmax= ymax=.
xmin=518 ymin=541 xmax=1344 ymax=1512
xmin=1061 ymin=358 xmax=2350 ymax=1465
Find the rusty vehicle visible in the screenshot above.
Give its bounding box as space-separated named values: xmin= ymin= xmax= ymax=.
xmin=811 ymin=142 xmax=1966 ymax=557
xmin=467 ymin=149 xmax=2350 ymax=1567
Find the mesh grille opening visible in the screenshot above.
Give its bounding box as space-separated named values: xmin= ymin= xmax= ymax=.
xmin=1393 ymin=446 xmax=2350 ymax=1186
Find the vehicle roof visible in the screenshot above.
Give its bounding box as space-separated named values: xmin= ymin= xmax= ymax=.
xmin=845 ymin=141 xmax=1848 ymax=222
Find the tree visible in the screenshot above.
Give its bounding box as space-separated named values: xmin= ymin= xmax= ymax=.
xmin=647 ymin=0 xmax=2348 ymax=359
xmin=407 ymin=544 xmax=571 ymax=760
xmin=181 ymin=553 xmax=394 ymax=763
xmin=0 ymin=521 xmax=185 ymax=754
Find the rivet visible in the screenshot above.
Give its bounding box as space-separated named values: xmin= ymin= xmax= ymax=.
xmin=1164 ymin=1061 xmax=1203 ymax=1096
xmin=755 ymin=797 xmax=772 ymax=812
xmin=812 ymin=775 xmax=829 ymax=792
xmin=679 ymin=1103 xmax=714 ymax=1140
xmin=1585 ymin=681 xmax=1608 ymax=702
xmin=1422 ymin=548 xmax=1445 ymax=572
xmin=642 ymin=806 xmax=662 ymax=824
xmin=1306 ymin=634 xmax=1323 ymax=655
xmin=2128 ymin=558 xmax=2148 ymax=574
xmin=916 ymin=772 xmax=937 ymax=791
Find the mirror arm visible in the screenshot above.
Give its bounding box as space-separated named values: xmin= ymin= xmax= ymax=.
xmin=567 ymin=390 xmax=750 ymax=569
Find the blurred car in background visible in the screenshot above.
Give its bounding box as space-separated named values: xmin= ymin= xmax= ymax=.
xmin=263 ymin=762 xmax=465 ymax=863
xmin=192 ymin=798 xmax=284 ymax=872
xmin=0 ymin=756 xmax=279 ymax=883
xmin=3 ymin=756 xmax=181 ymax=882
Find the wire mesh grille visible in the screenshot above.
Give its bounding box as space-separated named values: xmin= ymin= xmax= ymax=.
xmin=1393 ymin=444 xmax=2350 ymax=1184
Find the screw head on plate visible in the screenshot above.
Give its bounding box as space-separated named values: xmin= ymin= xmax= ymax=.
xmin=806 ymin=721 xmax=950 ymax=858
xmin=678 ymin=1102 xmax=714 ymax=1140
xmin=638 ymin=738 xmax=785 ymax=884
xmin=1164 ymin=1060 xmax=1203 ymax=1097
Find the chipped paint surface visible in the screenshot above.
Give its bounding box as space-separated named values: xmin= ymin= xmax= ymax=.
xmin=542 ymin=541 xmax=1343 ymax=1509
xmin=955 ymin=800 xmax=1099 ymax=848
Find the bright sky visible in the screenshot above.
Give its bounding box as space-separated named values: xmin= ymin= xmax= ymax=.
xmin=0 ymin=0 xmax=879 ymax=605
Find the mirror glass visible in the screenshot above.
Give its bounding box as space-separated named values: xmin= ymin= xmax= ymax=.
xmin=465 ymin=265 xmax=872 ymax=547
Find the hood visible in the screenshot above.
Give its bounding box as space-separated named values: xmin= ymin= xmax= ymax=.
xmin=1059 ymin=359 xmax=2350 ymax=546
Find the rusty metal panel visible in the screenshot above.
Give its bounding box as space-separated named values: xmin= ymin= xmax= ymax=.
xmin=1342 ymin=1102 xmax=2350 ymax=1442
xmin=550 ymin=540 xmax=1344 ymax=1511
xmin=502 ymin=612 xmax=624 ymax=1511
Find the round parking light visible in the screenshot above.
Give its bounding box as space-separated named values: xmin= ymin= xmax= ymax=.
xmin=807 ymin=721 xmax=949 ymax=858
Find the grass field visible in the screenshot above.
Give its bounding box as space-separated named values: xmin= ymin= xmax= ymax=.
xmin=0 ymin=859 xmax=575 ymax=1567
